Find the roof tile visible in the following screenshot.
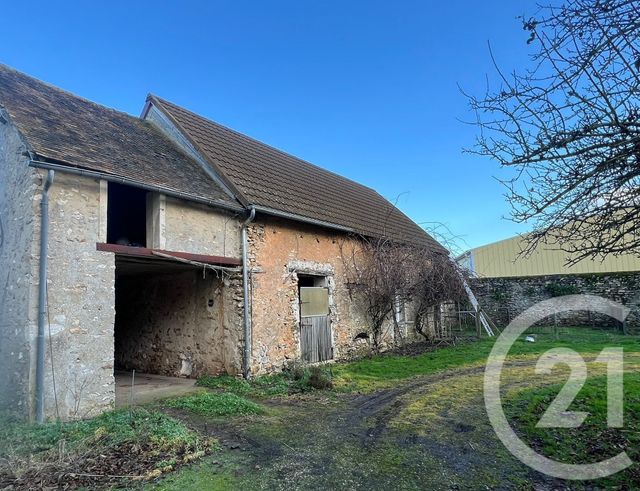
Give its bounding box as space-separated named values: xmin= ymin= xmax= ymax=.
xmin=0 ymin=65 xmax=235 ymax=207
xmin=152 ymin=96 xmax=444 ymax=250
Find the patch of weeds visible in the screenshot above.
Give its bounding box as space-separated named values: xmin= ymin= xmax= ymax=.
xmin=197 ymin=374 xmax=252 ymax=395
xmin=0 ymin=408 xmax=210 ymax=488
xmin=308 ymin=365 xmax=333 ymax=389
xmin=166 ymin=391 xmax=264 ymax=417
xmin=155 ymin=458 xmax=178 ymax=470
xmin=151 ymin=453 xmax=246 ymax=491
xmin=0 ymin=407 xmax=201 ymax=459
xmin=197 ymin=365 xmax=334 ymax=398
xmin=505 ymin=371 xmax=640 ymax=487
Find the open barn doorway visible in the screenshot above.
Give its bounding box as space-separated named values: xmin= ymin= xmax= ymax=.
xmin=113 ymin=254 xmax=225 ymax=404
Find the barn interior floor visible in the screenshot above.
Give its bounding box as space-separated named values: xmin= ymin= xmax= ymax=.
xmin=114 ymin=371 xmax=198 ymax=407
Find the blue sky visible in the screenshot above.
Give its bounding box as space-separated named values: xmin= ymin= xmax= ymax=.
xmin=1 ymin=1 xmax=539 ymax=250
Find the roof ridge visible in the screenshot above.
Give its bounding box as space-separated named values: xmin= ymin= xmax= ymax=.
xmin=150 ymin=95 xmax=383 ymax=196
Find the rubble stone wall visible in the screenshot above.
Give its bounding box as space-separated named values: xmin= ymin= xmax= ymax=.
xmin=0 ymin=113 xmax=40 ymax=418
xmin=44 ymin=171 xmax=116 ymax=420
xmin=471 ymin=272 xmax=640 ymax=331
xmin=115 ymin=269 xmax=238 ymax=377
xmin=247 ymin=216 xmax=420 ymax=374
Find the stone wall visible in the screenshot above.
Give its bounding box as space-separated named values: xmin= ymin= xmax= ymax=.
xmin=247 ymin=216 xmax=420 ymax=374
xmin=471 ymin=272 xmax=640 ymax=331
xmin=0 ymin=113 xmax=40 ymax=418
xmin=115 ymin=269 xmax=235 ymax=377
xmin=44 ymin=171 xmax=116 ymax=420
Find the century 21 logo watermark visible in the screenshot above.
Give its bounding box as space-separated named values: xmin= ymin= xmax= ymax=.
xmin=484 ymin=295 xmax=633 ymax=480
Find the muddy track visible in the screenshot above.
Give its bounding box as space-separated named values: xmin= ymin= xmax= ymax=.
xmin=347 ymin=360 xmax=543 ymax=444
xmin=161 ymin=359 xmax=560 ymax=489
xmin=167 ymin=359 xmax=537 ymax=455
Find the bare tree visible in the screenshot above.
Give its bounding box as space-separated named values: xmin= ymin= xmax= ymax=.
xmin=341 ymin=236 xmax=411 ymax=349
xmin=408 ymin=251 xmax=467 ymax=341
xmin=467 ymin=0 xmax=640 ymax=264
xmin=341 ymin=236 xmax=467 ymax=347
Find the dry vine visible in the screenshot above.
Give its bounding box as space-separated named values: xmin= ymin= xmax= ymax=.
xmin=340 ymin=235 xmax=467 ymax=348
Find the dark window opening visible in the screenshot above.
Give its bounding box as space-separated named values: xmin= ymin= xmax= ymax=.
xmin=107 ymin=182 xmax=147 ymax=247
xmin=298 ymin=275 xmax=316 ymax=288
xmin=297 ymin=274 xmax=326 ymax=288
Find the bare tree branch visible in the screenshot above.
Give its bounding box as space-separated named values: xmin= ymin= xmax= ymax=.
xmin=465 ymin=0 xmax=640 ymax=264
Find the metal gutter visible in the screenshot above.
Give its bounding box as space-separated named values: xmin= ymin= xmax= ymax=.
xmin=28 ymin=160 xmax=245 ymax=214
xmin=241 ymin=206 xmax=256 ymax=379
xmin=36 ymin=170 xmax=54 ymax=424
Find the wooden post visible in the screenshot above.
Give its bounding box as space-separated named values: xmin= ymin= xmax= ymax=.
xmin=476 ymin=309 xmax=482 ymax=339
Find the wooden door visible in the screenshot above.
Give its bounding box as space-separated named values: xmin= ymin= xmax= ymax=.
xmin=299 ymin=287 xmax=332 ymax=363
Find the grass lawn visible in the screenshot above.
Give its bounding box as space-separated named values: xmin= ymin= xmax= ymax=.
xmin=165 ymin=391 xmax=264 ymax=417
xmin=505 ymin=371 xmax=640 ymax=487
xmin=153 ymin=326 xmax=640 ymax=490
xmin=3 ymin=327 xmax=639 ymax=489
xmin=331 ymin=327 xmax=640 ymax=391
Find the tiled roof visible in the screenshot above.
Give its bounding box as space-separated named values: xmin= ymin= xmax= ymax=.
xmin=150 ymin=96 xmax=444 ymax=250
xmin=0 ymin=65 xmax=236 ymax=207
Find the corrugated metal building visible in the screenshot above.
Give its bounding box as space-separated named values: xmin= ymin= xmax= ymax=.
xmin=459 ymin=234 xmax=640 ymax=278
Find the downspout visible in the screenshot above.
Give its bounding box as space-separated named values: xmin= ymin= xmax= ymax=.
xmin=36 ymin=170 xmax=54 ymax=424
xmin=242 ymin=206 xmax=256 ymax=379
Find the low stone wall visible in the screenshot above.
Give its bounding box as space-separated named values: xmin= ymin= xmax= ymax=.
xmin=471 ymin=272 xmax=640 ymax=331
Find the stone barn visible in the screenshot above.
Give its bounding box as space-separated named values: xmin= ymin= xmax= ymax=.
xmin=0 ymin=64 xmax=444 ymax=421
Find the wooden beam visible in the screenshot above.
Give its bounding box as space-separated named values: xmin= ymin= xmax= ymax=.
xmin=96 ymin=243 xmax=242 ymax=266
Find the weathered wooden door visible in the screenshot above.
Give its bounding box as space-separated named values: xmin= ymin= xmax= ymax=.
xmin=299 ymin=287 xmax=332 ymax=363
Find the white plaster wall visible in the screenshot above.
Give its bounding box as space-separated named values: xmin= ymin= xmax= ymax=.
xmin=0 ymin=113 xmax=40 ymax=418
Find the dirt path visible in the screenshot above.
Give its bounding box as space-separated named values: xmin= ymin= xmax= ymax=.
xmin=160 ymin=362 xmax=564 ymax=490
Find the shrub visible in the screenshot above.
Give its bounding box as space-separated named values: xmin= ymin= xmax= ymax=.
xmin=308 ymin=366 xmax=333 ymax=389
